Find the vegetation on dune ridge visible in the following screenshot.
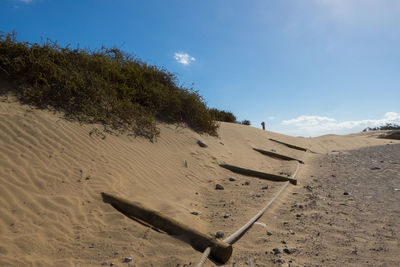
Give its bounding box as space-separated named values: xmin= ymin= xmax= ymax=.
xmin=0 ymin=31 xmax=238 ymax=139
xmin=362 ymin=123 xmax=400 ymax=132
xmin=208 ymin=108 xmax=237 ymax=123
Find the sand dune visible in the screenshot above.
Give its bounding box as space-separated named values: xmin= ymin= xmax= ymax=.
xmin=0 ymin=94 xmax=398 ymax=266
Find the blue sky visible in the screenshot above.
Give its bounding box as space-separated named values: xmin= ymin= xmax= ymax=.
xmin=1 ymin=0 xmax=399 ymax=136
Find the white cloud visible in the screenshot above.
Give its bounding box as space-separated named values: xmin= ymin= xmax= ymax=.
xmin=282 ymin=115 xmax=336 ymax=126
xmin=281 ymin=112 xmax=400 ymax=137
xmin=174 ymin=52 xmax=195 ymax=66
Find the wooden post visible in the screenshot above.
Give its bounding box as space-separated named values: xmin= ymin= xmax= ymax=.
xmin=219 ymin=164 xmax=297 ymax=185
xmin=101 ymin=193 xmax=232 ymax=264
xmin=253 ymin=148 xmax=304 ymax=164
xmin=268 ymin=138 xmax=308 ymax=152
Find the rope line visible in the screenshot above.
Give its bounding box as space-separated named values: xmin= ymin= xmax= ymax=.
xmin=195 ymin=162 xmax=300 ymax=267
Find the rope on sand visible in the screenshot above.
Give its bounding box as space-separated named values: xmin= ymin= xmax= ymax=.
xmin=195 ymin=162 xmax=300 ymax=267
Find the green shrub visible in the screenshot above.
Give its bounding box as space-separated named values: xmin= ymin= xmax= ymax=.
xmin=0 ymin=31 xmax=220 ymax=139
xmin=209 ymin=108 xmax=237 ymax=123
xmin=241 ymin=119 xmax=251 ymax=125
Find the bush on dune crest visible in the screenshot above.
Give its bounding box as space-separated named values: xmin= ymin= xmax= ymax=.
xmin=0 ymin=31 xmax=223 ymax=140
xmin=208 ymin=108 xmax=237 ymax=123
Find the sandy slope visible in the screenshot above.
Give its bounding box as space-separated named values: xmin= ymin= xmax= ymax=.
xmin=0 ymin=94 xmax=398 ymax=266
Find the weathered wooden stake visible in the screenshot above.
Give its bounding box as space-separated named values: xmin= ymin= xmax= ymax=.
xmin=219 ymin=164 xmax=297 ymax=185
xmin=253 ymin=148 xmax=304 ymax=164
xmin=268 ymin=138 xmax=308 ymax=152
xmin=101 ymin=193 xmax=232 ymax=263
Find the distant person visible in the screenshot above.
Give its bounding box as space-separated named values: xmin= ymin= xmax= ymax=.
xmin=261 ymin=121 xmax=265 ymax=130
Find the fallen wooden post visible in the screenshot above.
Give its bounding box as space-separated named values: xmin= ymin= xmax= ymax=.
xmin=101 ymin=192 xmax=232 ymax=264
xmin=219 ymin=164 xmax=297 ymax=185
xmin=268 ymin=138 xmax=308 ymax=152
xmin=253 ymin=148 xmax=304 ymax=164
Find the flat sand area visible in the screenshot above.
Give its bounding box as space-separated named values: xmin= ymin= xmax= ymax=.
xmin=242 ymin=144 xmax=400 ymax=266
xmin=0 ymin=95 xmax=399 ymax=266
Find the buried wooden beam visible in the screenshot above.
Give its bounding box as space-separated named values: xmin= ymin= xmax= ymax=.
xmin=268 ymin=138 xmax=308 ymax=152
xmin=219 ymin=164 xmax=297 ymax=185
xmin=253 ymin=148 xmax=304 ymax=164
xmin=101 ymin=193 xmax=232 ymax=264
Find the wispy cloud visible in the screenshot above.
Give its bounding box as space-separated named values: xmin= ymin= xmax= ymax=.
xmin=282 ymin=115 xmax=336 ymax=126
xmin=15 ymin=0 xmax=33 ymax=3
xmin=281 ymin=112 xmax=400 ymax=137
xmin=174 ymin=52 xmax=196 ymax=66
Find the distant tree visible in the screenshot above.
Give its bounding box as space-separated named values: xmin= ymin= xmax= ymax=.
xmin=362 ymin=123 xmax=400 ymax=132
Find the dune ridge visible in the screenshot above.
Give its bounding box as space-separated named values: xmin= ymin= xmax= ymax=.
xmin=0 ymin=94 xmax=397 ymax=266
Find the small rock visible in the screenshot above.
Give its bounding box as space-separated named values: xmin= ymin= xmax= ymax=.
xmin=262 ymin=185 xmax=269 ymax=190
xmin=304 ymin=185 xmax=313 ymax=192
xmin=197 ymin=140 xmax=207 ymax=147
xmin=89 ymin=244 xmax=94 ymax=248
xmin=224 ymin=213 xmax=231 ymax=219
xmin=283 ymin=248 xmax=297 ymax=254
xmin=219 ymin=141 xmax=224 ymax=145
xmin=255 ymin=194 xmax=261 ymax=198
xmin=244 ymin=181 xmax=250 ymax=185
xmin=331 ymin=174 xmax=336 ymax=177
xmin=370 ymin=167 xmax=381 ymax=170
xmin=273 ymin=248 xmax=283 ymax=255
xmin=296 ymin=214 xmax=301 ymax=218
xmin=123 ymin=256 xmax=132 ymax=263
xmin=191 ymin=211 xmax=199 ymax=215
xmin=281 ymin=240 xmax=286 ymax=244
xmin=215 ymin=184 xmax=224 ymax=190
xmin=101 ymin=262 xmax=108 ymax=266
xmin=215 ymin=231 xmax=224 ymax=238
xmin=266 ymin=231 xmax=272 ymax=236
xmin=228 ymin=177 xmax=236 ymax=182
xmin=344 ymin=192 xmax=349 ymax=195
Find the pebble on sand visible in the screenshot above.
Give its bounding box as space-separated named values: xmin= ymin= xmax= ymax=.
xmin=215 ymin=231 xmax=224 ymax=238
xmin=215 ymin=184 xmax=224 ymax=190
xmin=123 ymin=257 xmax=132 ymax=263
xmin=197 ymin=140 xmax=207 ymax=147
